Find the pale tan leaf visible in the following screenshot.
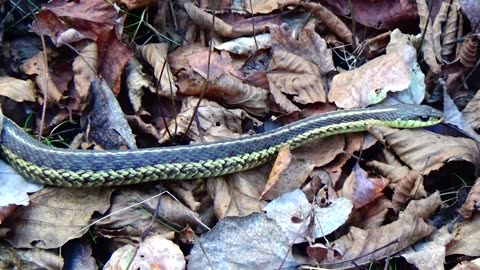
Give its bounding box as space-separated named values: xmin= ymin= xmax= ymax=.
xmin=206 ymin=165 xmax=270 ymax=219
xmin=441 ymin=1 xmax=460 ymax=60
xmin=0 ymin=77 xmax=37 ymax=102
xmin=447 ymin=214 xmax=480 ymax=256
xmin=105 ymin=235 xmax=185 ymax=270
xmin=432 ymin=1 xmax=450 ymax=62
xmin=264 ymin=189 xmax=352 ymax=244
xmin=72 ymin=41 xmax=97 ymax=111
xmin=118 ymin=0 xmax=155 ymax=10
xmin=415 ymin=0 xmax=441 ymax=74
xmin=215 ymin=34 xmax=273 ymax=55
xmin=368 ymin=126 xmax=480 ymax=175
xmin=328 ymin=53 xmax=410 ymax=108
xmin=160 ymin=97 xmax=259 ymax=144
xmin=19 ymin=51 xmax=64 ymax=102
xmin=262 ymin=147 xmax=314 ymax=201
xmin=458 ymin=178 xmax=480 ymax=219
xmin=402 ymin=226 xmax=454 ymax=270
xmin=4 ymin=187 xmax=112 ymax=248
xmin=124 ymin=57 xmax=155 ymax=112
xmin=292 ymin=135 xmax=345 ymax=167
xmin=138 ymin=43 xmax=177 ymax=96
xmin=245 ymin=0 xmax=282 ymax=14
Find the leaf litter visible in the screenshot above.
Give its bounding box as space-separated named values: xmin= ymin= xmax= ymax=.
xmin=0 ymin=0 xmax=480 ymax=269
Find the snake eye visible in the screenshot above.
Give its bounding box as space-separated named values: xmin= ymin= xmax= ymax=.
xmin=420 ymin=115 xmax=430 ymax=121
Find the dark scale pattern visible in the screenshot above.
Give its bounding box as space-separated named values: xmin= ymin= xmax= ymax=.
xmin=0 ymin=105 xmax=443 ymax=186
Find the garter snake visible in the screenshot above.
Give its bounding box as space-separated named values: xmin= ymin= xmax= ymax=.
xmin=0 ymin=104 xmax=442 ymax=187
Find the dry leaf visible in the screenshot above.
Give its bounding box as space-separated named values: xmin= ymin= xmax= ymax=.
xmin=328 ymin=52 xmax=411 ymax=108
xmin=447 ymin=214 xmax=480 ymax=256
xmin=368 ymin=126 xmax=480 ymax=175
xmin=415 ymin=0 xmax=441 ymax=74
xmin=340 ymin=163 xmax=388 ymax=209
xmin=4 ymin=187 xmax=112 ymax=248
xmin=206 ymin=165 xmax=270 ymax=219
xmin=188 ymin=213 xmax=297 ymax=269
xmin=95 ymin=187 xmax=202 ymax=243
xmin=262 ymin=147 xmax=314 ymax=200
xmin=105 ymin=235 xmax=185 ymax=270
xmin=20 ymin=51 xmax=63 ymax=102
xmin=0 ymin=77 xmax=37 ymax=102
xmin=402 ymin=226 xmax=454 ymax=270
xmin=264 ymin=189 xmax=353 ymax=244
xmin=124 ymin=57 xmax=155 ymax=112
xmin=267 ymin=49 xmax=326 ymax=112
xmin=71 ymin=41 xmax=97 ymax=112
xmin=458 ymin=179 xmax=480 ymax=219
xmin=138 ymin=43 xmax=177 ymax=96
xmin=215 ymin=33 xmax=273 ymax=55
xmin=318 ymin=192 xmax=440 ymax=267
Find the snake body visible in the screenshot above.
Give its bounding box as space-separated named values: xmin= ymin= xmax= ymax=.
xmin=0 ymin=105 xmax=443 ymax=187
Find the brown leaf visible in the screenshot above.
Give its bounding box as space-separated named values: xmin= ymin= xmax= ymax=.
xmin=159 ymin=97 xmax=258 ymax=144
xmin=340 ymin=163 xmax=388 ymax=209
xmin=95 ymin=187 xmax=202 ymax=242
xmin=206 ymin=165 xmax=270 ymax=219
xmin=97 ymin=30 xmax=133 ymax=95
xmin=4 ymin=187 xmax=112 ymax=249
xmin=71 ymin=41 xmax=97 ymax=112
xmin=262 ymin=147 xmax=314 ymax=201
xmin=458 ymin=178 xmax=480 ymax=219
xmin=20 ymin=51 xmax=64 ymax=102
xmin=267 ymin=49 xmax=326 ymax=112
xmin=0 ymin=76 xmax=37 ymax=102
xmin=328 ymin=52 xmax=410 ymax=108
xmin=169 ymin=45 xmax=269 ymax=115
xmin=349 ymin=197 xmax=392 ymax=229
xmin=299 ymin=2 xmax=353 ymax=44
xmin=318 ymin=192 xmax=440 ymax=267
xmin=415 ymin=0 xmax=441 ymax=74
xmin=391 ymin=170 xmax=424 ymax=213
xmin=124 ymin=57 xmax=155 ymax=113
xmin=138 ymin=43 xmax=177 ymax=96
xmin=270 ymin=23 xmax=335 ymax=75
xmin=447 ymin=213 xmax=480 ymax=256
xmin=105 ymin=235 xmax=185 ymax=270
xmin=368 ymin=126 xmax=480 ymax=175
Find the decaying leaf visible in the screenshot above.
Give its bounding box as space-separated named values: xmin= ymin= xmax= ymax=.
xmin=71 ymin=41 xmax=97 ymax=112
xmin=267 ymin=49 xmax=326 ymax=112
xmin=104 ymin=235 xmax=185 ymax=270
xmin=169 ymin=44 xmax=269 ymax=115
xmin=316 ymin=192 xmax=440 ymax=267
xmin=264 ymin=189 xmax=353 ymax=244
xmin=207 ymin=164 xmax=270 ymax=219
xmin=124 ymin=57 xmax=155 ymax=113
xmin=138 ymin=43 xmax=177 ymax=97
xmin=340 ymin=163 xmax=388 ymax=209
xmin=215 ymin=33 xmax=273 ymax=55
xmin=159 ymin=97 xmax=258 ymax=144
xmin=368 ymin=126 xmax=480 ymax=175
xmin=328 ymin=52 xmax=411 ymax=108
xmin=95 ymin=186 xmax=203 ymax=242
xmin=402 ymin=226 xmax=454 ymax=270
xmin=447 ymin=213 xmax=480 ymax=257
xmin=458 ymin=179 xmax=480 ymax=219
xmin=415 ymin=0 xmax=441 ymax=74
xmin=0 ymin=77 xmax=37 ymax=102
xmin=188 ymin=213 xmax=298 ymax=270
xmin=20 ymin=51 xmax=64 ymax=102
xmin=262 ymin=147 xmax=314 ymax=200
xmin=4 ymin=187 xmax=112 ymax=249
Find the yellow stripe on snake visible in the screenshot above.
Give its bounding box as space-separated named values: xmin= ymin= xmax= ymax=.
xmin=0 ymin=105 xmax=443 ymax=187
